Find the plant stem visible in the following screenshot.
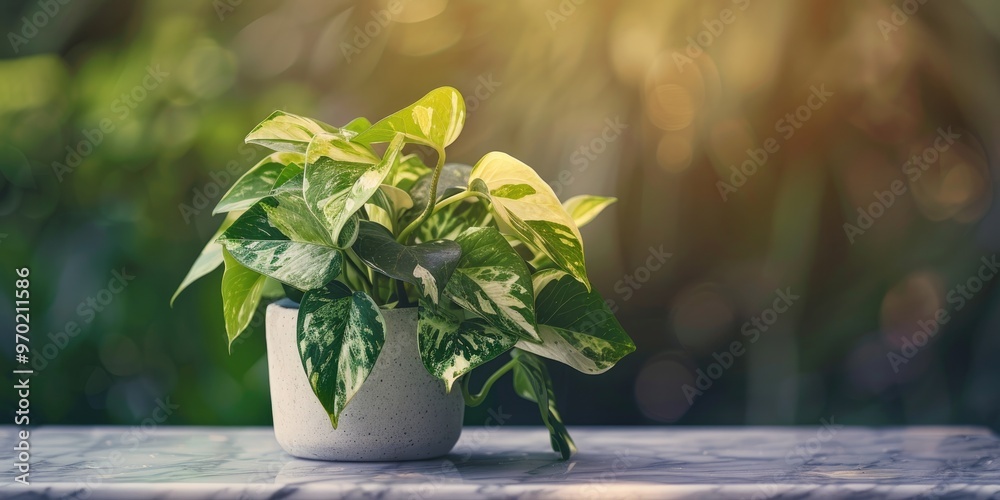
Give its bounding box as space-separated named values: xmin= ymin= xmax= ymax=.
xmin=395 ymin=279 xmax=410 ymax=308
xmin=461 ymin=358 xmax=519 ymax=407
xmin=344 ymin=249 xmax=372 ymax=295
xmin=429 ymin=189 xmax=489 ymax=216
xmin=396 ymin=147 xmax=445 ymax=244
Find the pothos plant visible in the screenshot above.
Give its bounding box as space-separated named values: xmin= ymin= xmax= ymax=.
xmin=172 ymin=87 xmax=635 ymax=459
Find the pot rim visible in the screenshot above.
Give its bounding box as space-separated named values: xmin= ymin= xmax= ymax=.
xmin=270 ymin=298 xmax=418 ymax=312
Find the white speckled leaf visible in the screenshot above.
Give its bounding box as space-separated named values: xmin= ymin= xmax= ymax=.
xmin=515 ymin=270 xmax=635 ymax=374
xmin=214 ymin=152 xmax=304 ymax=215
xmin=245 ymin=111 xmax=342 ymax=153
xmin=304 ymin=133 xmax=404 ymax=244
xmin=444 ymin=227 xmax=538 ymax=341
xmin=353 ymin=87 xmax=466 ymax=150
xmin=221 ymin=249 xmax=266 ymax=347
xmin=417 ymin=297 xmax=519 ymax=391
xmin=297 ymin=282 xmax=385 ymax=428
xmin=469 ymin=153 xmax=590 ymax=290
xmin=511 ymin=349 xmax=576 ymax=460
xmin=218 ymin=193 xmax=342 ymax=290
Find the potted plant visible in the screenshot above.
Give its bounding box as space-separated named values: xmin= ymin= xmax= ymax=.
xmin=172 ymin=87 xmax=636 ymax=461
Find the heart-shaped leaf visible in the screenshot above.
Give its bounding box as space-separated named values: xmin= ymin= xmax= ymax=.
xmin=221 ymin=249 xmax=266 ymax=347
xmin=516 ymin=270 xmax=635 ymax=374
xmin=562 ymin=195 xmax=616 ymax=228
xmin=353 ymin=87 xmax=466 ymax=150
xmin=214 ymin=152 xmax=304 ymax=215
xmin=245 ymin=111 xmax=343 ymax=153
xmin=304 ymin=133 xmax=404 ymax=244
xmin=218 ymin=193 xmax=343 ymax=290
xmin=511 ymin=349 xmax=576 ymax=460
xmin=469 ymin=152 xmax=590 ymax=290
xmin=417 ymin=297 xmax=519 ymax=391
xmin=352 ymin=220 xmax=461 ymax=303
xmin=444 ymin=227 xmax=538 ymax=341
xmin=297 ymin=282 xmax=385 ymax=428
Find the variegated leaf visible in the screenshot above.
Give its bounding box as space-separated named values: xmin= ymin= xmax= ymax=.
xmin=417 ymin=297 xmax=519 ymax=391
xmin=304 ymin=133 xmax=404 ymax=243
xmin=218 ymin=194 xmax=342 ymax=290
xmin=385 ymin=154 xmax=431 ymax=191
xmin=340 ymin=117 xmax=371 ymax=136
xmin=444 ymin=227 xmax=538 ymax=341
xmin=297 ymin=282 xmax=385 ymax=428
xmin=469 ymin=152 xmax=590 ymax=290
xmin=272 ymin=162 xmax=304 ymax=190
xmin=511 ymin=349 xmax=576 ymax=460
xmin=214 ymin=152 xmax=304 ymax=215
xmin=562 ymin=195 xmax=616 ymax=228
xmin=416 ymin=195 xmax=491 ymax=243
xmin=221 ymin=249 xmax=266 ymax=347
xmin=171 ymin=211 xmax=241 ymax=306
xmin=245 ymin=111 xmax=341 ymax=153
xmin=352 ymin=221 xmax=461 ymax=303
xmin=366 ymin=184 xmax=413 ymax=233
xmin=353 ymin=86 xmax=466 ymax=150
xmin=516 ymin=270 xmax=635 ymax=374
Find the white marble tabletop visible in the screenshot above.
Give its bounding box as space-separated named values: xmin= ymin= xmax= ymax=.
xmin=2 ymin=425 xmax=1000 ymax=499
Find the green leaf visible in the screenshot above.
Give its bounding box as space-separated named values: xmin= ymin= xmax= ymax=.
xmin=511 ymin=350 xmax=576 ymax=460
xmin=353 ymin=87 xmax=466 ymax=150
xmin=352 ymin=220 xmax=461 ymax=303
xmin=297 ymin=282 xmax=385 ymax=428
xmin=444 ymin=227 xmax=538 ymax=341
xmin=218 ymin=194 xmax=343 ymax=290
xmin=272 ymin=162 xmax=304 ymax=190
xmin=341 ymin=117 xmax=371 ymax=135
xmin=469 ymin=152 xmax=590 ymax=290
xmin=261 ymin=277 xmax=286 ymax=299
xmin=245 ymin=111 xmax=341 ymax=153
xmin=416 ymin=195 xmax=491 ymax=243
xmin=386 ymin=154 xmax=431 ymax=191
xmin=214 ymin=152 xmax=304 ymax=215
xmin=221 ymin=249 xmax=266 ymax=347
xmin=417 ymin=297 xmax=519 ymax=391
xmin=516 ymin=270 xmax=635 ymax=374
xmin=304 ymin=133 xmax=404 ymax=244
xmin=366 ymin=184 xmax=414 ymax=233
xmin=562 ymin=195 xmax=616 ymax=228
xmin=171 ymin=212 xmax=241 ymax=306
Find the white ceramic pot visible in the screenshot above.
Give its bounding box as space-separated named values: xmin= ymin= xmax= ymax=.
xmin=265 ymin=299 xmax=464 ymax=461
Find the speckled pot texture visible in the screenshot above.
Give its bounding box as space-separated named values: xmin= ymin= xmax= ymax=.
xmin=265 ymin=299 xmax=464 ymax=461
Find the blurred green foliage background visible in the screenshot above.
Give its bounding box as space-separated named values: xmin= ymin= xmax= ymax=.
xmin=2 ymin=0 xmax=1000 ymax=430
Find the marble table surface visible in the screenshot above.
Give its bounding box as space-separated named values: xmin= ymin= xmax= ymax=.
xmin=2 ymin=425 xmax=1000 ymax=499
